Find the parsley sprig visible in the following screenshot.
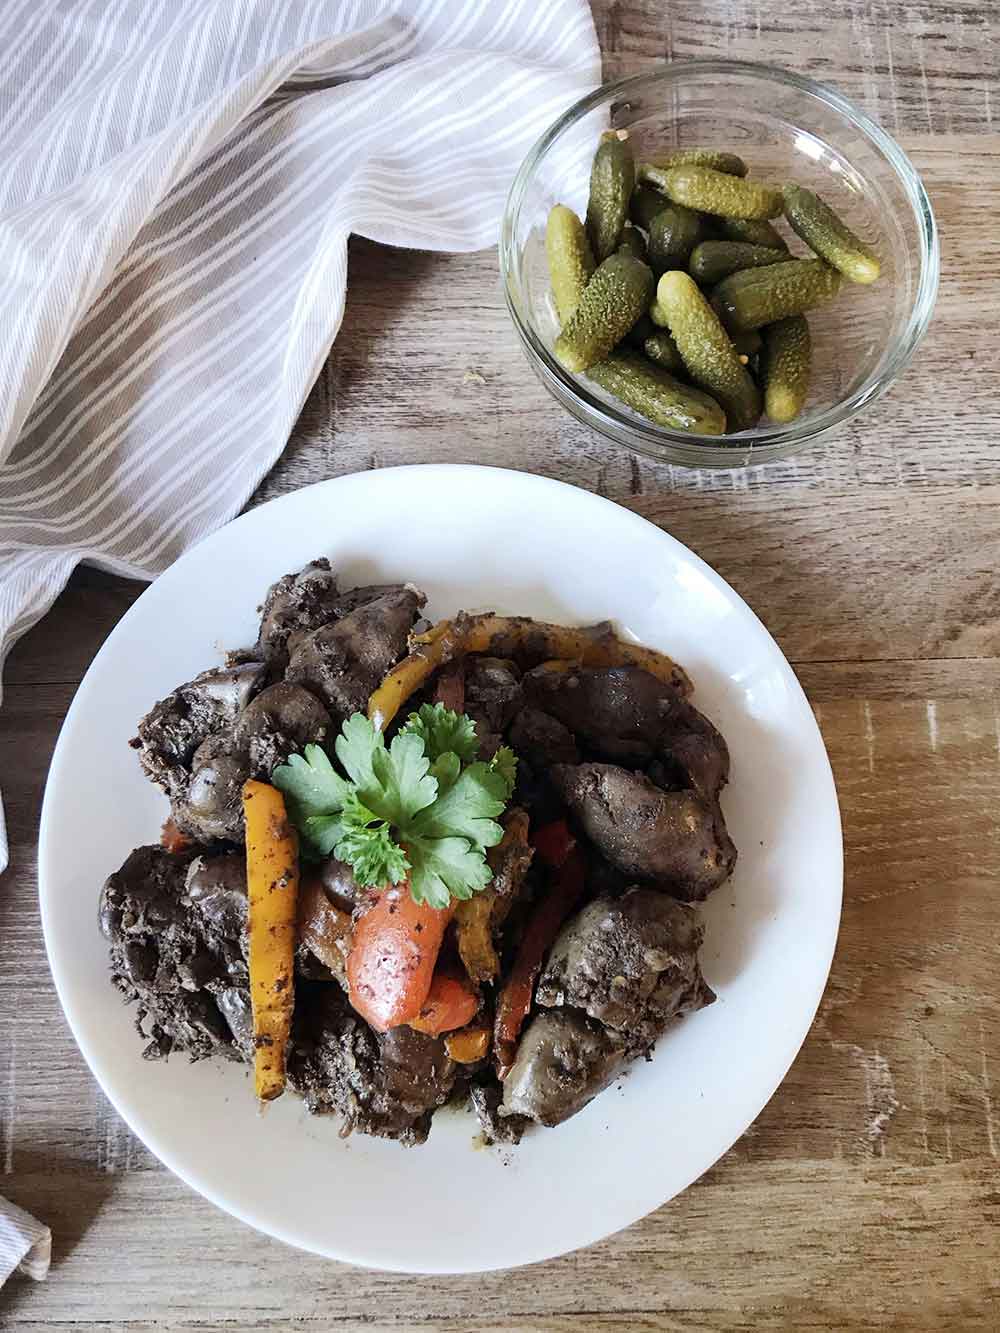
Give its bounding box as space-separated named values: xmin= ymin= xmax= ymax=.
xmin=272 ymin=704 xmax=517 ymax=909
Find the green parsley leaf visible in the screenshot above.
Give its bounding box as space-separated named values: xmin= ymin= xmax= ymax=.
xmin=409 ymin=761 xmax=507 ymax=853
xmin=429 ymin=750 xmax=461 ymax=793
xmin=489 ymin=745 xmax=518 ymax=797
xmin=277 ymin=709 xmax=517 ymax=907
xmin=401 ymin=702 xmax=479 ymax=763
xmin=272 ymin=744 xmax=349 ymax=818
xmin=334 ymin=713 xmax=383 ymax=797
xmin=407 ymin=834 xmax=495 ymax=908
xmin=337 ymin=821 xmax=410 ymax=887
xmin=302 ymin=813 xmax=346 ymax=858
xmin=369 ymin=731 xmax=437 ymax=825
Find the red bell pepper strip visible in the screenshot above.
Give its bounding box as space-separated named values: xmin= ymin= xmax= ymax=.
xmin=494 ymin=843 xmax=587 ymax=1078
xmin=530 ymin=818 xmax=576 ymax=869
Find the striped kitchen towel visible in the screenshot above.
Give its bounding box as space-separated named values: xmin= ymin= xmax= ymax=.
xmin=0 ymin=0 xmax=601 ymax=874
xmin=0 ymin=1195 xmax=51 ymax=1285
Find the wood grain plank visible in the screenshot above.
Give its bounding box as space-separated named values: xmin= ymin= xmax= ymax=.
xmin=0 ymin=1162 xmax=996 ymax=1326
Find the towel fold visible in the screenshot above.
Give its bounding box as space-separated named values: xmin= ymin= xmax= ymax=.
xmin=0 ymin=1195 xmax=51 ymax=1285
xmin=0 ymin=0 xmax=601 ymax=873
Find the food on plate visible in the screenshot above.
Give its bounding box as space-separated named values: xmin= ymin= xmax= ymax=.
xmin=101 ymin=559 xmax=736 ymax=1145
xmin=781 ymin=182 xmax=882 ymax=284
xmin=585 ymin=130 xmax=636 ymax=262
xmin=544 ymin=136 xmax=881 ymax=432
xmin=243 ymin=779 xmax=299 ymax=1101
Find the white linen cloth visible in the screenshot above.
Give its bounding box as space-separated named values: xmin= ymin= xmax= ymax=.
xmin=0 ymin=0 xmax=600 ymax=877
xmin=0 ymin=1195 xmax=51 ymax=1284
xmin=0 ymin=0 xmax=599 ymax=1277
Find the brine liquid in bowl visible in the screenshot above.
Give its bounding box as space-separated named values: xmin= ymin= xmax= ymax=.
xmin=504 ymin=62 xmax=938 ymax=467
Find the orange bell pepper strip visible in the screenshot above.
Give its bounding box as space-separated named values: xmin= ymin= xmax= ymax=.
xmin=408 ymin=964 xmax=480 ymax=1036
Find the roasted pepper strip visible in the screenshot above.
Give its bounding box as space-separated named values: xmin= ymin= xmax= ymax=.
xmin=455 ymin=808 xmax=533 ymax=983
xmin=494 ymin=840 xmax=587 ymax=1079
xmin=408 ymin=964 xmax=480 ymax=1036
xmin=243 ymin=780 xmax=300 ymax=1102
xmin=445 ymin=1024 xmax=492 ymax=1063
xmin=367 ymin=614 xmax=691 ymax=731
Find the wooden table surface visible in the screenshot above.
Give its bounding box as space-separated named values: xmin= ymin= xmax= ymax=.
xmin=2 ymin=3 xmax=999 ymax=1328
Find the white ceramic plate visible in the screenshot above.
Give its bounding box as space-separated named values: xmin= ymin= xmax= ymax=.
xmin=40 ymin=465 xmax=841 ymax=1273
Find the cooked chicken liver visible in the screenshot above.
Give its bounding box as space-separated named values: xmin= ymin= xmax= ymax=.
xmin=288 ymin=986 xmax=459 ymax=1145
xmin=526 ymin=665 xmax=730 ymax=797
xmin=285 ymin=586 xmax=424 ymax=722
xmin=100 ymin=845 xmax=250 ymax=1061
xmin=550 ymin=762 xmax=736 ymax=900
xmin=536 ymin=887 xmax=715 ymax=1042
xmin=501 ymin=1008 xmax=628 ymax=1127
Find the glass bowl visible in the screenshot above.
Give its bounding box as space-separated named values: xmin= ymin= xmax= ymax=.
xmin=500 ymin=60 xmax=939 ymax=469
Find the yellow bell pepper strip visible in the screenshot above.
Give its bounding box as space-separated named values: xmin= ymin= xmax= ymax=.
xmin=367 ymin=614 xmax=692 ymax=732
xmin=242 ymin=780 xmax=300 ymax=1102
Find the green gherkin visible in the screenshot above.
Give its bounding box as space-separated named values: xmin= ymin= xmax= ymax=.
xmin=763 ymin=315 xmax=812 ymax=421
xmin=645 ymin=148 xmax=748 ymax=177
xmin=689 ymin=240 xmax=787 ymax=285
xmin=647 ymin=204 xmax=703 ymax=273
xmin=714 ymin=216 xmax=789 ymax=250
xmin=617 ymin=223 xmax=648 ymax=263
xmin=653 ymin=270 xmax=762 ymax=431
xmin=782 ymin=183 xmax=881 ymax=284
xmin=586 ymin=132 xmax=635 ymax=262
xmin=545 ymin=204 xmax=595 ymax=323
xmin=554 ymin=252 xmax=654 ymax=373
xmin=711 ymin=257 xmax=842 ymax=333
xmin=588 ymin=351 xmax=726 ymax=435
xmin=642 ymin=164 xmax=782 ymax=220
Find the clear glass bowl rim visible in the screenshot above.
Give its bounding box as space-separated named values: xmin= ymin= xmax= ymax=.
xmin=499 ymin=59 xmax=940 ymax=467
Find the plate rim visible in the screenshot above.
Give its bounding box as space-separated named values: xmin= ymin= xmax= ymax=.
xmin=38 ymin=463 xmax=843 ymax=1272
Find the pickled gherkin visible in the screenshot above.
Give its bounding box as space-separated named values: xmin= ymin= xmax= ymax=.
xmin=642 ymin=330 xmax=686 ymax=375
xmin=587 ymin=351 xmax=726 ymax=435
xmin=712 ymin=257 xmax=842 ymax=333
xmin=647 ymin=204 xmax=703 ymax=272
xmin=554 ymin=252 xmax=654 ymax=373
xmin=630 ymin=182 xmax=668 ymax=231
xmin=545 ymin=204 xmax=595 ymax=323
xmin=644 ymin=164 xmax=782 ymax=220
xmin=645 ymin=148 xmax=748 ymax=177
xmin=586 ymin=131 xmax=635 ymax=262
xmin=715 ymin=216 xmax=788 ymax=250
xmin=617 ymin=223 xmax=648 ymax=263
xmin=763 ymin=315 xmax=812 ymax=421
xmin=782 ymin=183 xmax=881 ymax=284
xmin=653 ymin=271 xmax=762 ymax=431
xmin=689 ymin=240 xmax=787 ymax=285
